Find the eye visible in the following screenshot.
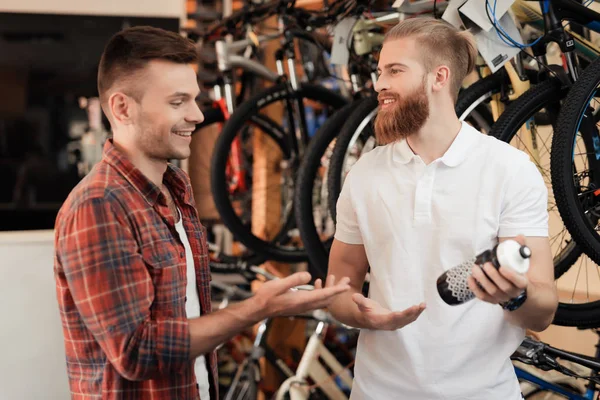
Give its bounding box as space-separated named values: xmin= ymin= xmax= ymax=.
xmin=391 ymin=69 xmax=401 ymax=75
xmin=171 ymin=101 xmax=183 ymax=107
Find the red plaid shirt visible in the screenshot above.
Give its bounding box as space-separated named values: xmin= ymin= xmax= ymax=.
xmin=54 ymin=139 xmax=217 ymax=399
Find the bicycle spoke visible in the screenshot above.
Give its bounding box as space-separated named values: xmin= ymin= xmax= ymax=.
xmin=571 ymin=258 xmax=585 ymax=304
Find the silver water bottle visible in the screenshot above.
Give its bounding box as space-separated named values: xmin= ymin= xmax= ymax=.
xmin=436 ymin=240 xmax=531 ymax=306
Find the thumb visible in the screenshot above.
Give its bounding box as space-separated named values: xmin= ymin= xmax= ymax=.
xmin=267 ymin=272 xmax=311 ymax=295
xmin=352 ymin=293 xmax=372 ymax=312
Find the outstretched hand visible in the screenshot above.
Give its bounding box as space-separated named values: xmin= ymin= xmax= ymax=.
xmin=352 ymin=293 xmax=426 ymax=331
xmin=253 ymin=272 xmax=351 ymax=319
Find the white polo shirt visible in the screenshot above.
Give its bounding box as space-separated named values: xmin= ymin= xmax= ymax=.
xmin=334 ymin=121 xmax=548 ymax=400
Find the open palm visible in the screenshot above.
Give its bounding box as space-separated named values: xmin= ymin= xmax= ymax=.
xmin=352 ymin=293 xmax=426 ymax=331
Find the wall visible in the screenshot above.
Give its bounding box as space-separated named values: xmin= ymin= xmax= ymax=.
xmin=0 ymin=0 xmax=185 ymax=18
xmin=0 ymin=230 xmax=69 ymax=400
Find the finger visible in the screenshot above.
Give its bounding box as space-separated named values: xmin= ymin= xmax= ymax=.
xmin=325 ymin=274 xmax=335 ymax=288
xmin=268 ymin=272 xmax=312 ymax=295
xmin=291 ymin=283 xmax=351 ymax=311
xmin=471 ymin=264 xmax=505 ymax=301
xmin=498 ymin=266 xmax=529 ymax=291
xmin=467 ymin=275 xmax=496 ymax=303
xmin=314 ymin=278 xmax=323 ymax=290
xmin=303 ymin=280 xmax=351 ymax=301
xmin=481 ymin=263 xmax=515 ymax=300
xmin=352 ymin=293 xmax=373 ymax=312
xmin=336 ymin=276 xmax=351 ymax=287
xmin=388 ymin=304 xmax=423 ymax=321
xmin=389 ymin=304 xmax=426 ymax=328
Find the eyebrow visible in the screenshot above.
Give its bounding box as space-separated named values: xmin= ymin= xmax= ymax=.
xmin=169 ymin=91 xmax=201 ymax=99
xmin=376 ymin=63 xmax=409 ymax=73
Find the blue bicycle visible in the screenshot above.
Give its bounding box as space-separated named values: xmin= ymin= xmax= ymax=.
xmin=513 ymin=333 xmax=600 ymax=399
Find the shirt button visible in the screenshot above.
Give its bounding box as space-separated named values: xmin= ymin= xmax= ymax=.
xmin=180 ymin=252 xmax=185 ymax=258
xmin=185 ymin=296 xmax=188 ymax=302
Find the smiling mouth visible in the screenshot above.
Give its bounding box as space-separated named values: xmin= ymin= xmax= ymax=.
xmin=172 ymin=131 xmax=193 ymax=137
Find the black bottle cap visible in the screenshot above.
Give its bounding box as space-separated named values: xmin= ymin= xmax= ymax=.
xmin=519 ymin=245 xmax=531 ymax=259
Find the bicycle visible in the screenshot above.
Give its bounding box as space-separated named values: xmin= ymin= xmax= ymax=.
xmin=210 ymin=0 xmax=382 ymax=263
xmin=513 ymin=333 xmax=600 ymax=399
xmin=209 ymin=260 xmax=358 ymax=400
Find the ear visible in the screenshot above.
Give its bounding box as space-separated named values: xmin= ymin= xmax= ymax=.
xmin=431 ymin=65 xmax=451 ymax=94
xmin=108 ymin=92 xmax=136 ymax=125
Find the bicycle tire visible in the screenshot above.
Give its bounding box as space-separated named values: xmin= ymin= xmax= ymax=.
xmin=552 ymin=56 xmax=600 ymax=266
xmin=488 ymin=78 xmax=598 ymax=327
xmin=489 ymin=78 xmax=583 ymax=281
xmin=194 ymin=103 xmax=269 ymax=267
xmin=197 ymin=104 xmax=225 ymax=130
xmin=327 ymin=96 xmax=378 ymax=224
xmin=550 ymin=57 xmax=600 ymax=328
xmin=211 ymin=82 xmax=347 ymax=262
xmin=455 ymin=72 xmax=506 ymax=122
xmin=294 ymin=101 xmax=364 ymax=278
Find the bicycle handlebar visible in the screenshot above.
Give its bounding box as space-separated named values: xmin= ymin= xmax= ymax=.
xmin=201 ymin=0 xmax=359 ymax=41
xmin=545 ymin=343 xmax=600 ymax=371
xmin=518 ymin=337 xmax=600 ymax=372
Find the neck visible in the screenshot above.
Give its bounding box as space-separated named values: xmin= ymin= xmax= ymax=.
xmin=112 ymin=139 xmax=168 ymax=188
xmin=406 ymin=103 xmax=462 ymax=165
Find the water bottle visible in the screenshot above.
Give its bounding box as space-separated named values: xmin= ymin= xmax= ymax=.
xmin=436 ymin=240 xmax=531 ymax=306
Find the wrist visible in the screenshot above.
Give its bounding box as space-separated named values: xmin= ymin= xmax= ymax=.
xmin=501 ymin=288 xmax=528 ymax=311
xmin=241 ymin=295 xmax=268 ymax=323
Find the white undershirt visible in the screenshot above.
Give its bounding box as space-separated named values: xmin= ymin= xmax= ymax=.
xmin=174 ymin=208 xmax=211 ymax=400
xmin=335 ymin=122 xmax=548 ymax=400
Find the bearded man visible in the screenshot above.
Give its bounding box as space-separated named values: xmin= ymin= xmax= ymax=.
xmin=325 ymin=17 xmax=558 ymax=400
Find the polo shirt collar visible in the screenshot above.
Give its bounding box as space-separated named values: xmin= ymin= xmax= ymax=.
xmin=392 ymin=121 xmax=479 ymax=167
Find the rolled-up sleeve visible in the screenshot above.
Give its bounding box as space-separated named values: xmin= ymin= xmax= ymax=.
xmin=55 ymin=197 xmax=190 ymax=381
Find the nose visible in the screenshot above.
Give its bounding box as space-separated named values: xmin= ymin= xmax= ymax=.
xmin=374 ymin=74 xmax=389 ymax=93
xmin=188 ymin=101 xmax=205 ymax=125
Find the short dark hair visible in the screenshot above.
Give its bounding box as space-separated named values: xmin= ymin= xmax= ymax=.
xmin=97 ymin=26 xmax=198 ymax=105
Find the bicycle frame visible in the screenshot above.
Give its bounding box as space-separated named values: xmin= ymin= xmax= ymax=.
xmin=513 ymin=333 xmax=600 ymax=399
xmin=515 ymin=366 xmax=592 ymax=399
xmin=276 ymin=320 xmax=355 ymax=400
xmin=484 ymin=0 xmax=600 ymax=177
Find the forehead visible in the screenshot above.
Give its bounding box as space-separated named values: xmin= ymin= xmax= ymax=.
xmin=142 ymin=59 xmax=199 ymax=94
xmin=378 ymin=37 xmax=421 ymax=69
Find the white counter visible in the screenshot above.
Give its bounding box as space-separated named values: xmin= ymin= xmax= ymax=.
xmin=0 ymin=229 xmax=69 ymax=400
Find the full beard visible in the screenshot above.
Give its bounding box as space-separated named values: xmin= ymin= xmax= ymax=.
xmin=374 ymin=80 xmax=430 ymax=145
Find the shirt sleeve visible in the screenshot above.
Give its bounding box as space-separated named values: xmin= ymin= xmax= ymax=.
xmin=334 ymin=170 xmax=364 ymax=244
xmin=499 ymin=159 xmax=549 ymax=238
xmin=55 ymin=197 xmax=190 ymax=381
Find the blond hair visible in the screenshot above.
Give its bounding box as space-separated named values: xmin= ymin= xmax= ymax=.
xmin=384 ymin=18 xmax=477 ymax=101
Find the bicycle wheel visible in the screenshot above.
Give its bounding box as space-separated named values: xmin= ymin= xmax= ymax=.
xmin=327 ymin=73 xmax=503 ymax=223
xmin=211 ymin=82 xmax=346 ymax=262
xmin=550 ymin=57 xmax=600 ymax=328
xmin=294 ymin=100 xmax=365 ymax=278
xmin=552 ymin=57 xmax=600 ymax=265
xmin=488 ymin=78 xmax=600 ymax=328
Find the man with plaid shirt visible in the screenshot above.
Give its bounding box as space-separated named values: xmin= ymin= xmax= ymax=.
xmin=54 ymin=26 xmax=350 ymax=400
